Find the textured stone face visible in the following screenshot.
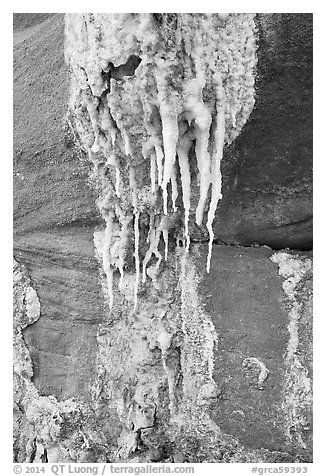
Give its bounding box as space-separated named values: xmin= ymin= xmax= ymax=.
xmin=216 ymin=13 xmax=312 ymax=250
xmin=13 ymin=259 xmax=108 ymax=463
xmin=13 ymin=13 xmax=312 ymax=464
xmin=198 ymin=246 xmax=312 ymax=460
xmin=13 ymin=248 xmax=313 ymax=463
xmin=13 ymin=13 xmax=105 ymax=401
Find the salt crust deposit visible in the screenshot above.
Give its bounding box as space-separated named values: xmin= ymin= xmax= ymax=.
xmin=65 ymin=13 xmax=257 ymax=308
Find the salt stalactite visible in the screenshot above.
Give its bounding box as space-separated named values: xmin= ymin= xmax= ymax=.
xmin=142 ymin=214 xmax=179 ymax=282
xmin=83 ymin=91 xmax=101 ymax=152
xmin=154 ymin=145 xmax=164 ymax=187
xmin=122 ymin=130 xmax=132 ymax=156
xmin=115 ymin=168 xmax=121 ymax=198
xmin=159 ymin=109 xmax=179 ymax=215
xmin=150 ymin=153 xmax=156 ymax=194
xmin=170 ymin=163 xmax=178 ymax=212
xmin=142 ymin=226 xmax=155 ymax=283
xmin=177 ymin=134 xmax=192 ymax=251
xmin=163 ymin=228 xmax=169 ymax=261
xmin=192 ymin=106 xmax=213 ymax=227
xmin=206 ymin=102 xmax=226 ymax=273
xmin=142 ymin=226 xmax=162 ymax=284
xmin=103 ymin=154 xmax=121 ymax=198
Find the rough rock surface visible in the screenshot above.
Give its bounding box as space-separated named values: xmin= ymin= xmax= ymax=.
xmin=199 ymin=246 xmax=312 ymax=461
xmin=13 ymin=247 xmax=312 ymax=463
xmin=13 ymin=13 xmax=105 ymax=400
xmin=216 ymin=14 xmax=312 ymax=250
xmin=13 ymin=13 xmax=312 ymax=464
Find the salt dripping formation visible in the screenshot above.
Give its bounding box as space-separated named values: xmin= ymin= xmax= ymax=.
xmin=65 ymin=13 xmax=257 ymax=309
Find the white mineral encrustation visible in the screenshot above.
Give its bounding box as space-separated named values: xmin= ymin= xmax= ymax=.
xmin=65 ymin=13 xmax=257 ymax=310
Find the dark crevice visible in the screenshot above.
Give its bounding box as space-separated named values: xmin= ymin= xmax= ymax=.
xmin=40 ymin=448 xmax=48 ymax=463
xmin=152 ymin=14 xmax=163 ymax=27
xmin=29 ymin=438 xmax=37 ymax=463
xmin=100 ymin=55 xmax=142 ymax=98
xmin=190 ymin=236 xmax=312 ymax=253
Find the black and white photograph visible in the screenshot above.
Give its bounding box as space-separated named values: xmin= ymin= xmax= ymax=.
xmin=11 ymin=6 xmax=315 ymax=472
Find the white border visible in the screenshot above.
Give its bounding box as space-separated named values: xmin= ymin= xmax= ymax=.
xmin=4 ymin=5 xmax=323 ymax=474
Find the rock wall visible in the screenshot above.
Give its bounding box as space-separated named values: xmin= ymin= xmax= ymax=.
xmin=13 ymin=13 xmax=312 ymax=463
xmin=13 ymin=248 xmax=313 ymax=463
xmin=217 ymin=14 xmax=312 ymax=250
xmin=14 ymin=13 xmax=105 ymax=400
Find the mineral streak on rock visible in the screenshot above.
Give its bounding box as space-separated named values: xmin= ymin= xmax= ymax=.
xmin=270 ymin=252 xmax=313 ymax=458
xmin=13 ymin=259 xmax=41 ymax=383
xmin=86 ymin=245 xmax=225 ymax=462
xmin=64 ymin=13 xmax=257 ymax=307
